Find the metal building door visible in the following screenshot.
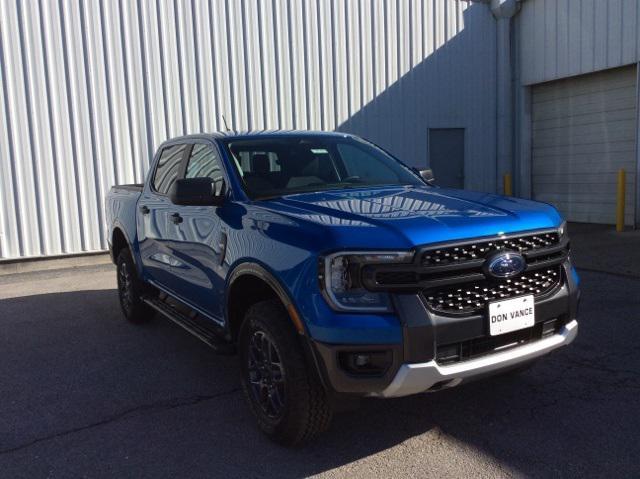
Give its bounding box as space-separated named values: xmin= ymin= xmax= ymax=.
xmin=531 ymin=65 xmax=637 ymax=225
xmin=428 ymin=129 xmax=465 ymax=189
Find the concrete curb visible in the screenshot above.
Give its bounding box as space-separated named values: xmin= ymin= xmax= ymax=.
xmin=0 ymin=252 xmax=112 ymax=276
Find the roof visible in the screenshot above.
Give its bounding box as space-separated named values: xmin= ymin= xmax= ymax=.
xmin=210 ymin=129 xmax=350 ymax=139
xmin=162 ymin=130 xmax=354 ymax=144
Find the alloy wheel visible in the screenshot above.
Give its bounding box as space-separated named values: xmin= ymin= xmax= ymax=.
xmin=118 ymin=261 xmax=134 ymax=314
xmin=247 ymin=330 xmax=286 ymax=418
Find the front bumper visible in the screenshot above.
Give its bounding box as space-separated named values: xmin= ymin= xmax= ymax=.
xmin=372 ymin=319 xmax=577 ymax=397
xmin=310 ymin=260 xmax=580 ymax=397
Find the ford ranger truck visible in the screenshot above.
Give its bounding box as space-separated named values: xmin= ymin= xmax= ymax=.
xmin=106 ymin=131 xmax=579 ymax=445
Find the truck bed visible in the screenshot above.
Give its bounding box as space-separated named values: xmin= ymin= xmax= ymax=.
xmin=106 ymin=184 xmax=144 ymax=250
xmin=110 ymin=184 xmax=143 ymax=193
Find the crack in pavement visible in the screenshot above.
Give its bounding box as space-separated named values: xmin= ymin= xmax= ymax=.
xmin=0 ymin=387 xmax=242 ymax=456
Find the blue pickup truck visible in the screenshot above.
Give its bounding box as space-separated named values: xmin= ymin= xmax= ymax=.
xmin=106 ymin=131 xmax=579 ymax=444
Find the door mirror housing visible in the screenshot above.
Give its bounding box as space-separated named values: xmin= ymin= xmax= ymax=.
xmin=418 ymin=168 xmax=435 ymax=185
xmin=169 ymin=177 xmax=225 ymax=206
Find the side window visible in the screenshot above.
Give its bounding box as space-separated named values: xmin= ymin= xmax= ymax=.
xmin=185 ymin=143 xmax=225 ymax=196
xmin=153 ymin=144 xmax=186 ymax=194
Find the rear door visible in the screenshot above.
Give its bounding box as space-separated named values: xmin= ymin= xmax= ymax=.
xmin=137 ymin=143 xmax=188 ymax=287
xmin=169 ymin=140 xmax=229 ymax=322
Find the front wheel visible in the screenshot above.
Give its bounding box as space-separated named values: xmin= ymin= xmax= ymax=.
xmin=239 ymin=300 xmax=332 ymax=445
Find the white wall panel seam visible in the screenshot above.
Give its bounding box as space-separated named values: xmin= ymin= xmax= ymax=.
xmin=119 ymin=0 xmax=146 ymax=183
xmin=98 ymin=0 xmax=119 ymax=186
xmin=58 ymin=0 xmax=87 ymax=251
xmin=135 ymin=0 xmax=155 ymax=173
xmin=255 ymin=0 xmax=267 ymax=129
xmin=224 ymin=0 xmax=236 ymax=127
xmin=15 ymin=0 xmax=46 ymax=256
xmin=153 ymin=0 xmax=170 ymax=140
xmin=79 ymin=0 xmax=107 ymax=249
xmin=173 ymin=0 xmax=186 ymax=134
xmin=29 ymin=0 xmax=59 ymax=255
xmin=204 ymin=0 xmax=220 ymax=132
xmin=190 ymin=1 xmax=203 ymax=133
xmin=104 ymin=0 xmax=129 ymax=185
xmin=300 ymin=0 xmax=311 ymax=130
xmin=82 ymin=0 xmax=110 ymax=251
xmin=0 ymin=14 xmax=22 ymax=257
xmin=51 ymin=0 xmax=82 ymax=253
xmin=67 ymin=0 xmax=99 ymax=250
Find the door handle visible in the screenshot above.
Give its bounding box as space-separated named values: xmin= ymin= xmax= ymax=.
xmin=139 ymin=205 xmax=150 ymax=215
xmin=171 ymin=213 xmax=183 ymax=224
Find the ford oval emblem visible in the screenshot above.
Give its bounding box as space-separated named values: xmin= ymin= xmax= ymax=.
xmin=485 ymin=252 xmax=526 ymax=278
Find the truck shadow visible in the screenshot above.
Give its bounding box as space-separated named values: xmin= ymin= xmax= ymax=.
xmin=1 ymin=270 xmax=638 ymax=477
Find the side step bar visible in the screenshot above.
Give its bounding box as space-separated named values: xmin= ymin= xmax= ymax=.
xmin=143 ymin=297 xmax=235 ymax=355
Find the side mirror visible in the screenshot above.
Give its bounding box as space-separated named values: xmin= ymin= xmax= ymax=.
xmin=419 ymin=168 xmax=435 ymax=185
xmin=169 ymin=177 xmax=225 ymax=206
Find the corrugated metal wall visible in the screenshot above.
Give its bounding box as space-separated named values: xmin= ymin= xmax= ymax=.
xmin=518 ymin=0 xmax=640 ymax=85
xmin=0 ymin=0 xmax=497 ymax=260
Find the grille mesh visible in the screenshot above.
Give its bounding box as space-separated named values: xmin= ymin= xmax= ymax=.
xmin=421 ymin=232 xmax=559 ymax=267
xmin=423 ymin=267 xmax=561 ymax=315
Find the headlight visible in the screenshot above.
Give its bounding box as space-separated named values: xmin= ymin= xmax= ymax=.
xmin=320 ymin=251 xmax=413 ymax=312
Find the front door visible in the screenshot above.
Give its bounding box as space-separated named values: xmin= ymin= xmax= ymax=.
xmin=428 ymin=128 xmax=465 ymax=189
xmin=170 ymin=141 xmax=229 ymax=323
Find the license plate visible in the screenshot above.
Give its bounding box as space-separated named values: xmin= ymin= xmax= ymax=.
xmin=488 ymin=295 xmax=535 ymax=336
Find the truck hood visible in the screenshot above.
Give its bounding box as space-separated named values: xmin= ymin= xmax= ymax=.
xmin=259 ymin=185 xmax=562 ymax=250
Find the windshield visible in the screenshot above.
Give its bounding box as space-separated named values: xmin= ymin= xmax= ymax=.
xmin=222 ymin=135 xmax=424 ymax=199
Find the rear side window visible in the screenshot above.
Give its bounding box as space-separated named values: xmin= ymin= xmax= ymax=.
xmin=153 ymin=144 xmax=186 ymax=194
xmin=185 ymin=143 xmax=226 ymax=196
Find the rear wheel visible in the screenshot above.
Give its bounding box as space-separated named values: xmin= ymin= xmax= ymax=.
xmin=239 ymin=300 xmax=332 ymax=445
xmin=116 ymin=249 xmax=155 ymax=323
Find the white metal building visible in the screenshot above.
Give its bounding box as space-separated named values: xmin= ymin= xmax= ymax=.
xmin=0 ymin=0 xmax=638 ymax=261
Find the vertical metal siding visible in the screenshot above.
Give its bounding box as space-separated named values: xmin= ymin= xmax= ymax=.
xmin=0 ymin=0 xmax=497 ymax=260
xmin=518 ymin=0 xmax=640 ymax=85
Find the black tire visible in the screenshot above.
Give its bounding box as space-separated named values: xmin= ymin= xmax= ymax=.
xmin=116 ymin=249 xmax=155 ymax=323
xmin=239 ymin=300 xmax=332 ymax=445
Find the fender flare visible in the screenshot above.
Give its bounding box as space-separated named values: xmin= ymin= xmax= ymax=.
xmin=226 ymin=261 xmax=332 ymax=392
xmin=226 ymin=261 xmax=306 ymax=335
xmin=110 ymin=223 xmax=141 ymax=272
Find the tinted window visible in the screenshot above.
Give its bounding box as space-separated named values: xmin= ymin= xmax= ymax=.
xmin=337 ymin=143 xmax=402 ymax=182
xmin=153 ymin=144 xmax=186 ymax=194
xmin=185 ymin=144 xmax=225 ymax=196
xmin=222 ymin=136 xmax=422 ymax=199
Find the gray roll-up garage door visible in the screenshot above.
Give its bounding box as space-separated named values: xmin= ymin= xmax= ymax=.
xmin=531 ymin=65 xmax=637 ymax=225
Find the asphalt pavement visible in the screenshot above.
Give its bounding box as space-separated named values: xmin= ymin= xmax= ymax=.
xmin=0 ymin=261 xmax=639 ymax=478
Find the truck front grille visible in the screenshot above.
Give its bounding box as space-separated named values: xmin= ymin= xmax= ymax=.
xmin=420 ymin=232 xmax=560 ymax=267
xmin=360 ymin=228 xmax=568 ymax=317
xmin=423 ymin=267 xmax=561 ymax=315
